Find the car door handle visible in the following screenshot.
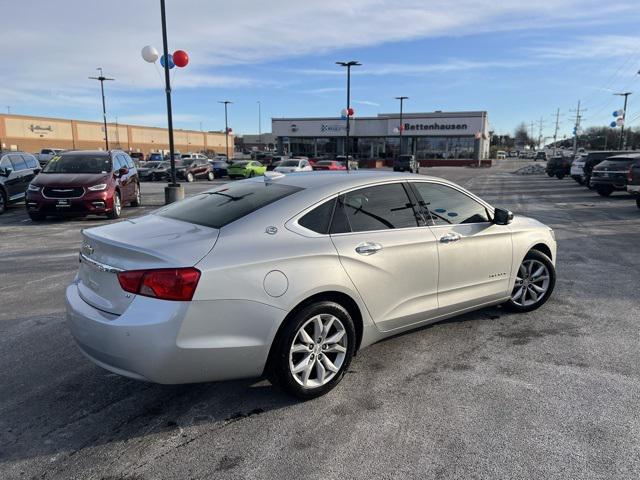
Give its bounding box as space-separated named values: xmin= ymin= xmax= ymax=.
xmin=355 ymin=242 xmax=383 ymax=255
xmin=439 ymin=233 xmax=461 ymax=243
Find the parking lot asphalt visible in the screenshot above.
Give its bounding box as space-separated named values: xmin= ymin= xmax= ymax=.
xmin=1 ymin=163 xmax=639 ymax=480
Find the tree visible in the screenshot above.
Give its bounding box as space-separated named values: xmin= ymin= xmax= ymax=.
xmin=514 ymin=123 xmax=533 ymax=148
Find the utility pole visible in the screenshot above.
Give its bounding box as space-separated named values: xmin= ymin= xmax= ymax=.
xmin=89 ymin=67 xmax=114 ymax=151
xmin=395 ymin=96 xmax=408 ymax=156
xmin=529 ymin=121 xmax=535 ymax=150
xmin=336 ymin=61 xmax=361 ymax=170
xmin=6 ymin=106 xmax=10 ymax=115
xmin=614 ymin=92 xmax=631 ymax=150
xmin=257 ymin=100 xmax=262 ymax=148
xmin=536 ymin=116 xmax=545 ymax=150
xmin=218 ymin=101 xmax=232 ymax=159
xmin=570 ymin=100 xmax=584 ymax=156
xmin=552 ymin=108 xmax=560 ymax=157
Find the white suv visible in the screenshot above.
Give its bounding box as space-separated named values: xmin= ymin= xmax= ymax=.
xmin=570 ymin=154 xmax=587 ymax=185
xmin=180 ymin=153 xmax=209 ymax=161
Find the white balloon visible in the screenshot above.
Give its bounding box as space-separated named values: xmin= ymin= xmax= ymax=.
xmin=141 ymin=45 xmax=159 ymax=63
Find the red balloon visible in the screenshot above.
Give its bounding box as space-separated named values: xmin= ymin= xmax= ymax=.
xmin=347 ymin=107 xmax=354 ymax=116
xmin=173 ymin=50 xmax=189 ymax=68
xmin=227 ymin=127 xmax=233 ymax=133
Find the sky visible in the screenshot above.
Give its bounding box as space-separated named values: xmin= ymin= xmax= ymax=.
xmin=2 ymin=0 xmax=640 ymax=140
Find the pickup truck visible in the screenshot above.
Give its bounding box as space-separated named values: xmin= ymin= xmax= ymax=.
xmin=35 ymin=148 xmax=63 ymax=167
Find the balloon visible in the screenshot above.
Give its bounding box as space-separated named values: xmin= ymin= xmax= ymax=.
xmin=610 ymin=121 xmax=617 ymax=128
xmin=347 ymin=107 xmax=354 ymax=116
xmin=173 ymin=50 xmax=189 ymax=68
xmin=616 ymin=117 xmax=624 ymax=126
xmin=340 ymin=108 xmax=348 ymax=117
xmin=160 ymin=54 xmax=175 ymax=69
xmin=141 ymin=45 xmax=159 ymax=63
xmin=227 ymin=127 xmax=233 ymax=133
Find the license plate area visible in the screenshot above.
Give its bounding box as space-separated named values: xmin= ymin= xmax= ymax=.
xmin=57 ymin=199 xmax=70 ymax=207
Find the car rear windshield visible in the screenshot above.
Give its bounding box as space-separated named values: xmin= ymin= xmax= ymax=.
xmin=280 ymin=160 xmax=300 ymax=167
xmin=158 ymin=182 xmax=303 ymax=229
xmin=42 ymin=154 xmax=112 ymax=174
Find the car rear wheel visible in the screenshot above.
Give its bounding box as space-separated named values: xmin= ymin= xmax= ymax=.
xmin=207 ymin=171 xmax=214 ymax=181
xmin=0 ymin=190 xmax=6 ymax=214
xmin=107 ymin=191 xmax=122 ymax=219
xmin=596 ymin=185 xmax=613 ymax=197
xmin=555 ymin=173 xmax=565 ymax=179
xmin=505 ymin=250 xmax=555 ymax=313
xmin=547 ymin=172 xmax=554 ymax=177
xmin=248 ymin=170 xmax=255 ymax=178
xmin=132 ymin=183 xmax=142 ymax=206
xmin=268 ymin=301 xmax=356 ymax=399
xmin=186 ymin=172 xmax=194 ymax=183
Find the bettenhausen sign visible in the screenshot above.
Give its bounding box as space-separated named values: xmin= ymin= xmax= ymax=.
xmin=404 ymin=122 xmax=468 ymax=131
xmin=386 ymin=115 xmax=484 ymax=136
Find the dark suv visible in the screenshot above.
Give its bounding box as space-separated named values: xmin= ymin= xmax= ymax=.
xmin=0 ymin=151 xmax=40 ymax=214
xmin=176 ymin=158 xmax=214 ymax=182
xmin=627 ymin=155 xmax=640 ymax=209
xmin=590 ymin=154 xmax=640 ymax=197
xmin=25 ymin=150 xmax=140 ymax=220
xmin=582 ymin=150 xmax=634 ymax=188
xmin=545 ymin=155 xmax=572 ymax=179
xmin=393 ymin=154 xmax=419 ymax=173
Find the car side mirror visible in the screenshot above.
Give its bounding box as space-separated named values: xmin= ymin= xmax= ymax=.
xmin=493 ymin=208 xmax=514 ymax=225
xmin=118 ymin=166 xmax=129 ymax=176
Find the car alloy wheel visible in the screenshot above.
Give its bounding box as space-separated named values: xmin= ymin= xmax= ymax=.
xmin=289 ymin=314 xmax=348 ymax=388
xmin=108 ymin=191 xmax=121 ymax=219
xmin=131 ymin=184 xmax=141 ymax=207
xmin=207 ymin=171 xmax=214 ymax=181
xmin=511 ymin=258 xmax=551 ymax=308
xmin=187 ymin=172 xmax=194 ymax=182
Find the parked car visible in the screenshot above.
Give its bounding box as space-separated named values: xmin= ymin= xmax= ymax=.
xmin=138 ymin=161 xmax=171 ymax=182
xmin=130 ymin=152 xmax=145 ymax=163
xmin=534 ymin=151 xmax=547 ymax=162
xmin=393 ymin=154 xmax=419 ymax=173
xmin=148 ymin=152 xmax=164 ymax=162
xmin=209 ymin=160 xmax=229 ymax=178
xmin=0 ymin=151 xmax=40 ymax=214
xmin=589 ymin=154 xmax=640 ymax=197
xmin=496 ymin=150 xmax=507 ymax=160
xmin=545 ymin=155 xmax=572 ymax=179
xmin=335 ymin=155 xmax=359 ymax=170
xmin=570 ymin=154 xmax=588 ymax=184
xmin=227 ymin=160 xmax=267 ymax=179
xmin=176 ymin=158 xmax=214 ymax=182
xmin=66 ymin=171 xmax=557 ymax=399
xmin=25 ymin=150 xmax=140 ymax=221
xmin=627 ymin=155 xmax=640 ymax=209
xmin=263 ymin=155 xmax=288 ymax=171
xmin=313 ymin=160 xmax=347 ymax=171
xmin=35 ymin=148 xmax=64 ymax=167
xmin=582 ymin=150 xmax=635 ymax=189
xmin=180 ymin=153 xmax=209 ymax=162
xmin=274 ymin=159 xmax=313 ymax=174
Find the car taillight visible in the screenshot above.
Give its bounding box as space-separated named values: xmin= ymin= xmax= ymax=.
xmin=117 ymin=267 xmax=201 ymax=301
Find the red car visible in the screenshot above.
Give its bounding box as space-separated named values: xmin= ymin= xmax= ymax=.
xmin=312 ymin=160 xmax=347 ymax=171
xmin=25 ymin=150 xmax=141 ymax=221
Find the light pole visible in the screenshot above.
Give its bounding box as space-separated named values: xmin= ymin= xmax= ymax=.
xmin=614 ymin=92 xmax=631 ymax=150
xmin=219 ymin=100 xmax=232 ymax=159
xmin=395 ymin=96 xmax=408 ymax=156
xmin=89 ymin=67 xmax=114 ymax=151
xmin=257 ymin=100 xmax=262 ymax=148
xmin=336 ymin=61 xmax=361 ymax=169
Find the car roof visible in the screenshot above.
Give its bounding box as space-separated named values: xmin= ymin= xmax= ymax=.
xmin=60 ymin=150 xmax=115 ymax=157
xmin=606 ymin=153 xmax=640 ymax=160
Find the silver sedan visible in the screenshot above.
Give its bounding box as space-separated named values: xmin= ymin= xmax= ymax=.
xmin=66 ymin=171 xmax=556 ymax=398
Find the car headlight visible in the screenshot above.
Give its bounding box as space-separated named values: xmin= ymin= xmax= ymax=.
xmin=88 ymin=183 xmax=108 ymax=191
xmin=28 ymin=184 xmax=41 ymax=192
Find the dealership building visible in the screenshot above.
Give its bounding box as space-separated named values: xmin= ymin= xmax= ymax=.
xmin=0 ymin=114 xmax=233 ymax=157
xmin=272 ymin=111 xmax=490 ymax=163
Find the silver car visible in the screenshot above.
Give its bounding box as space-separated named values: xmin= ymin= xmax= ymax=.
xmin=66 ymin=171 xmax=556 ymax=399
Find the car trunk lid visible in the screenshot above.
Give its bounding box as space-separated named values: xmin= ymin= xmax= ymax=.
xmin=77 ymin=214 xmax=219 ymax=315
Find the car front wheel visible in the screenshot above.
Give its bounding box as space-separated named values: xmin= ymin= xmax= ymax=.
xmin=107 ymin=191 xmax=122 ymax=219
xmin=186 ymin=172 xmax=194 ymax=183
xmin=505 ymin=250 xmax=555 ymax=312
xmin=595 ymin=185 xmax=613 ymax=196
xmin=207 ymin=171 xmax=214 ymax=181
xmin=131 ymin=183 xmax=141 ymax=207
xmin=268 ymin=301 xmax=356 ymax=399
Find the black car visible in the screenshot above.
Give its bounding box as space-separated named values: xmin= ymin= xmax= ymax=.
xmin=137 ymin=161 xmax=172 ymax=181
xmin=590 ymin=154 xmax=640 ymax=197
xmin=0 ymin=151 xmax=40 ymax=214
xmin=393 ymin=154 xmax=419 ymax=173
xmin=627 ymin=155 xmax=640 ymax=209
xmin=545 ymin=155 xmax=572 ymax=179
xmin=209 ymin=160 xmax=229 ymax=178
xmin=582 ymin=150 xmax=635 ymax=188
xmin=534 ymin=151 xmax=547 ymax=161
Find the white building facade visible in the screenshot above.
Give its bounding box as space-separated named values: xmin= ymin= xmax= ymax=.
xmin=272 ymin=111 xmax=490 ymax=162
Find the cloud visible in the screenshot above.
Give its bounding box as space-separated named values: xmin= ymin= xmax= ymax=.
xmin=355 ymin=100 xmax=381 ymax=107
xmin=529 ymin=34 xmax=640 ymax=59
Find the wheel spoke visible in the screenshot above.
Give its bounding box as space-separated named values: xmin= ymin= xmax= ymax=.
xmin=325 ymin=344 xmax=346 ymax=354
xmin=302 ymin=361 xmax=314 ymax=386
xmin=315 ymin=359 xmax=326 ymax=383
xmin=528 ymin=287 xmax=538 ymax=302
xmin=512 ymin=286 xmax=525 ymax=301
xmin=291 ymin=343 xmax=309 ymax=353
xmin=298 ymin=328 xmax=314 ymax=345
xmin=531 ymin=265 xmax=545 ymax=279
xmin=531 ymin=284 xmax=545 ymax=294
xmin=324 ymin=330 xmax=345 ymax=345
xmin=519 ymin=264 xmax=527 ymax=278
xmin=532 ymin=275 xmax=549 ymax=283
xmin=292 ymin=355 xmax=312 ymax=373
xmin=322 ymin=316 xmax=335 ymax=340
xmin=321 ymin=355 xmax=339 ymax=373
xmin=312 ymin=316 xmax=323 ymax=341
xmin=527 ymin=261 xmax=534 ymax=276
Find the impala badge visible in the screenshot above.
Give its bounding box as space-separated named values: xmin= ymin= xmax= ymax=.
xmin=81 ymin=243 xmax=94 ymax=256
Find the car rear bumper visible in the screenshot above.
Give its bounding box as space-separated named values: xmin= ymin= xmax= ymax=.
xmin=627 ymin=184 xmax=640 ymax=195
xmin=66 ymin=281 xmax=286 ymax=384
xmin=589 ymin=177 xmax=627 ymax=189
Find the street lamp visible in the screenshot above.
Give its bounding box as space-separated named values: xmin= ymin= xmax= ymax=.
xmin=219 ymin=100 xmax=233 ymax=159
xmin=336 ymin=61 xmax=361 ymax=169
xmin=89 ymin=67 xmax=114 ymax=151
xmin=257 ymin=100 xmax=262 ymax=148
xmin=395 ymin=96 xmax=408 ymax=156
xmin=614 ymin=92 xmax=632 ymax=150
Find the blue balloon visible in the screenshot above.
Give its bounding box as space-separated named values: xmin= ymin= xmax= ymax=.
xmin=160 ymin=54 xmax=175 ymax=69
xmin=610 ymin=121 xmax=617 ymax=128
xmin=612 ymin=111 xmax=618 ymax=117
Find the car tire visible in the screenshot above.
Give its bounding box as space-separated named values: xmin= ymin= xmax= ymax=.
xmin=267 ymin=301 xmax=356 ymax=400
xmin=636 ymin=197 xmax=640 ymax=209
xmin=186 ymin=172 xmax=194 ymax=183
xmin=131 ymin=183 xmax=141 ymax=207
xmin=249 ymin=171 xmax=255 ymax=178
xmin=28 ymin=212 xmax=46 ymax=221
xmin=107 ymin=191 xmax=122 ymax=219
xmin=504 ymin=249 xmax=556 ymax=313
xmin=596 ymin=186 xmax=613 ymax=197
xmin=547 ymin=172 xmax=554 ymax=177
xmin=0 ymin=189 xmax=6 ymax=214
xmin=207 ymin=171 xmax=214 ymax=181
xmin=555 ymin=173 xmax=565 ymax=179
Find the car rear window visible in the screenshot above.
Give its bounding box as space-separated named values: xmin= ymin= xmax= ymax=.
xmin=158 ymin=182 xmax=302 ymax=229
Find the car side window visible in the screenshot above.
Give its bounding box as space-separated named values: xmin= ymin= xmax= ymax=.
xmin=23 ymin=154 xmax=38 ymax=170
xmin=124 ymin=155 xmax=135 ymax=169
xmin=0 ymin=156 xmax=11 ymax=171
xmin=330 ymin=183 xmax=418 ymax=234
xmin=299 ymin=198 xmax=336 ymax=234
xmin=9 ymin=154 xmax=28 ymax=171
xmin=113 ymin=155 xmax=124 ymax=171
xmin=411 ymin=182 xmax=490 ymax=226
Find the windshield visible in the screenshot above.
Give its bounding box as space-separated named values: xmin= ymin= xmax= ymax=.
xmin=181 ymin=159 xmax=195 ymax=167
xmin=158 ymin=182 xmax=303 ymax=229
xmin=42 ymin=154 xmax=112 ymax=174
xmin=280 ymin=160 xmax=300 ymax=167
